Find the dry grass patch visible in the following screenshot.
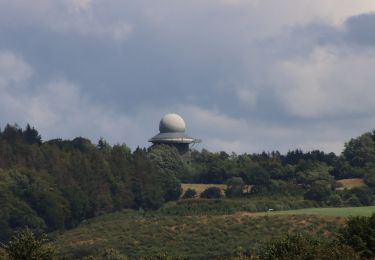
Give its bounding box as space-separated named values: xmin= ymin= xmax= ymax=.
xmin=181 ymin=183 xmax=252 ymax=197
xmin=181 ymin=183 xmax=227 ymax=196
xmin=336 ymin=178 xmax=365 ymax=190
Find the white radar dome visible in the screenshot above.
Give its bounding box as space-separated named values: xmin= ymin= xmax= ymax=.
xmin=159 ymin=113 xmax=186 ymax=133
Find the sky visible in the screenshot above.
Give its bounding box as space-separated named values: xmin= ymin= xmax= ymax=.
xmin=0 ymin=0 xmax=375 ymax=154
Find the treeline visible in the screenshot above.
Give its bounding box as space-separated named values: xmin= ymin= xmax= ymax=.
xmin=176 ymin=130 xmax=375 ymax=207
xmin=0 ymin=124 xmax=182 ymax=241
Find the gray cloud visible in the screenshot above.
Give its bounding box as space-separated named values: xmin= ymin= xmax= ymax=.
xmin=345 ymin=12 xmax=375 ymax=47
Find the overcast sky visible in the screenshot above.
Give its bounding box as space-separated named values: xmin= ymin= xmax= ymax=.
xmin=0 ymin=0 xmax=375 ymax=154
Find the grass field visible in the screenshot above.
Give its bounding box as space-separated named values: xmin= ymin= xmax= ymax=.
xmin=336 ymin=178 xmax=365 ymax=190
xmin=258 ymin=206 xmax=375 ymax=217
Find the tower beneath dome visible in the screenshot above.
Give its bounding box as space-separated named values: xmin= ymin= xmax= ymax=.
xmin=149 ymin=113 xmax=201 ymax=155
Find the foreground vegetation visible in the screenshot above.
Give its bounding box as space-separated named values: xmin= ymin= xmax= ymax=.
xmin=3 ymin=210 xmax=375 ymax=259
xmin=54 ymin=210 xmax=343 ymax=258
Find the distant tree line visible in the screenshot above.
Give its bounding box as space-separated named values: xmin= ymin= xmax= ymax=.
xmin=177 ymin=130 xmax=375 ymax=208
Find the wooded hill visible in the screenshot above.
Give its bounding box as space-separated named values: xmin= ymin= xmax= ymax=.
xmin=1 ymin=123 xmax=375 ymax=241
xmin=0 ymin=124 xmax=182 ymax=241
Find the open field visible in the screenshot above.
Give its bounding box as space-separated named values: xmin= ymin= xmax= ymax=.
xmin=256 ymin=206 xmax=375 ymax=217
xmin=336 ymin=178 xmax=365 ymax=190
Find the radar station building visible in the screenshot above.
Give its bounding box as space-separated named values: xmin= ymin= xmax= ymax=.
xmin=149 ymin=113 xmax=201 ymax=155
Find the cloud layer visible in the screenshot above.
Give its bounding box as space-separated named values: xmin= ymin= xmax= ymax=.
xmin=1 ymin=1 xmax=375 ymax=154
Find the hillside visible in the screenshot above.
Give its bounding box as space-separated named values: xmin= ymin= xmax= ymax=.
xmin=54 ymin=209 xmax=346 ymax=258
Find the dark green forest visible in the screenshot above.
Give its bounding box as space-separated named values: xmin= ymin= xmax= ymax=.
xmin=1 ymin=123 xmax=375 ymax=242
xmin=0 ymin=124 xmax=182 ymax=241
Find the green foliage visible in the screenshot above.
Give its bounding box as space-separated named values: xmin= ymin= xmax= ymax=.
xmin=0 ymin=124 xmax=184 ymax=240
xmin=200 ymin=187 xmax=223 ymax=199
xmin=330 ymin=160 xmax=359 ymax=179
xmin=55 ymin=211 xmax=342 ymax=259
xmin=364 ymin=168 xmax=375 ymax=189
xmin=260 ymin=233 xmax=359 ymax=260
xmin=304 ymin=181 xmax=332 ymax=202
xmin=181 ymin=188 xmax=197 ymax=199
xmin=148 ymin=144 xmax=188 ymax=179
xmin=326 ymin=194 xmax=343 ymax=207
xmin=160 ymin=196 xmax=318 ymax=216
xmin=225 ymin=177 xmax=245 ymax=197
xmin=343 ymin=132 xmax=375 ymax=168
xmin=0 ymin=228 xmax=54 ymax=260
xmin=339 ymin=213 xmax=375 ymax=258
xmin=147 ymin=145 xmax=184 ymax=201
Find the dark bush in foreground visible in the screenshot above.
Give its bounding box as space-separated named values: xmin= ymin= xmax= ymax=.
xmin=260 ymin=233 xmax=359 ymax=260
xmin=339 ymin=213 xmax=375 ymax=258
xmin=0 ymin=228 xmax=54 ymax=260
xmin=200 ymin=187 xmax=223 ymax=199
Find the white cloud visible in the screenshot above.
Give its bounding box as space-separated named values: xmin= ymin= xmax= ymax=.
xmin=26 ymin=80 xmax=139 ymax=144
xmin=272 ymin=46 xmax=375 ymax=118
xmin=110 ymin=22 xmax=133 ymax=44
xmin=235 ymin=87 xmax=258 ymax=108
xmin=0 ymin=51 xmax=32 ymax=88
xmin=67 ymin=0 xmax=92 ymax=14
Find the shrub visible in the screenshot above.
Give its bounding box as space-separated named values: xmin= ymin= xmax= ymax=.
xmin=0 ymin=228 xmax=54 ymax=260
xmin=348 ymin=186 xmax=375 ymax=206
xmin=326 ymin=194 xmax=343 ymax=207
xmin=260 ymin=233 xmax=359 ymax=260
xmin=304 ymin=181 xmax=332 ymax=202
xmin=339 ymin=214 xmax=375 ymax=258
xmin=200 ymin=187 xmax=223 ymax=199
xmin=346 ymin=195 xmax=362 ymax=207
xmin=225 ymin=177 xmax=245 ymax=197
xmin=181 ymin=188 xmax=197 ymax=199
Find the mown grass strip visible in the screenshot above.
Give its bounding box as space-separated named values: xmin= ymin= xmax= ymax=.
xmin=261 ymin=206 xmax=375 ymax=217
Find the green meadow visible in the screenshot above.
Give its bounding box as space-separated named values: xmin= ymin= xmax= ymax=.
xmin=261 ymin=206 xmax=375 ymax=217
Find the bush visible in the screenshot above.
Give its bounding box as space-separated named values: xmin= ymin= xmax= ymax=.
xmin=260 ymin=233 xmax=359 ymax=260
xmin=181 ymin=188 xmax=197 ymax=199
xmin=225 ymin=177 xmax=245 ymax=197
xmin=346 ymin=195 xmax=362 ymax=206
xmin=0 ymin=228 xmax=54 ymax=260
xmin=326 ymin=194 xmax=343 ymax=207
xmin=304 ymin=181 xmax=332 ymax=202
xmin=339 ymin=214 xmax=375 ymax=258
xmin=348 ymin=186 xmax=375 ymax=206
xmin=200 ymin=187 xmax=223 ymax=199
